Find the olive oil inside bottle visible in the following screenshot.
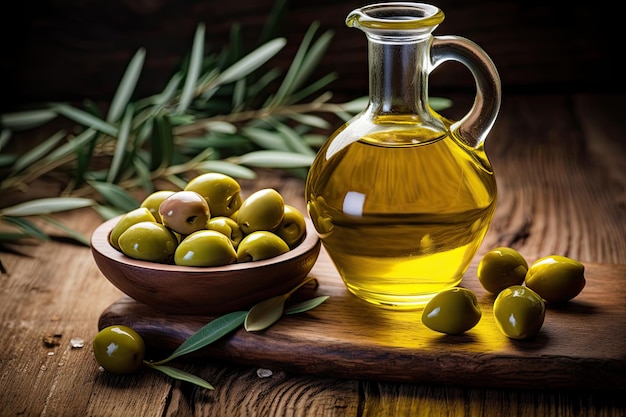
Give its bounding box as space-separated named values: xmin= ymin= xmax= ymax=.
xmin=306 ymin=126 xmax=497 ymax=309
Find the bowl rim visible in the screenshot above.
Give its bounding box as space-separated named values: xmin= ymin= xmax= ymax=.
xmin=91 ymin=215 xmax=320 ymax=273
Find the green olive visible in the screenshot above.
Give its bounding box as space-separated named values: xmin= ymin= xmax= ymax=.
xmin=274 ymin=205 xmax=306 ymax=248
xmin=421 ymin=288 xmax=482 ymax=334
xmin=206 ymin=216 xmax=243 ymax=248
xmin=237 ymin=188 xmax=285 ymax=235
xmin=159 ymin=190 xmax=211 ymax=236
xmin=184 ymin=172 xmax=243 ymax=218
xmin=118 ymin=222 xmax=178 ymax=263
xmin=525 ymin=255 xmax=585 ymax=303
xmin=109 ymin=207 xmax=157 ymax=251
xmin=493 ymin=285 xmax=545 ymax=340
xmin=140 ymin=190 xmax=175 ymax=223
xmin=477 ymin=247 xmax=528 ymax=294
xmin=237 ymin=231 xmax=290 ymax=263
xmin=175 ymin=230 xmax=237 ymax=267
xmin=93 ymin=325 xmax=145 ymax=374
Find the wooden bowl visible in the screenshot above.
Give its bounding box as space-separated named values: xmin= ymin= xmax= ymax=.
xmin=91 ymin=216 xmax=321 ymax=315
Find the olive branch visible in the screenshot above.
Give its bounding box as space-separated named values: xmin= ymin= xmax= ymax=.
xmin=0 ymin=0 xmax=451 ymax=273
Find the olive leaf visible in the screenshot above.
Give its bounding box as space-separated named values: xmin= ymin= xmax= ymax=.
xmin=149 ymin=310 xmax=247 ymax=366
xmin=286 ymin=113 xmax=331 ymax=130
xmin=92 ymin=204 xmax=124 ymax=221
xmin=0 ymin=217 xmax=50 ymax=241
xmin=107 ymin=105 xmax=134 ymax=183
xmin=107 ymin=48 xmax=145 ymax=123
xmin=244 ymin=276 xmax=322 ymax=331
xmin=0 ymin=129 xmax=11 ymax=151
xmin=144 ymin=362 xmax=215 ymax=390
xmin=0 ymin=109 xmax=57 ymax=131
xmin=42 ymin=128 xmax=98 ymax=165
xmin=235 ymin=151 xmax=315 ymax=168
xmin=240 ymin=126 xmax=291 ymax=152
xmin=0 ymin=197 xmax=95 ymax=217
xmin=39 ymin=215 xmax=91 ymax=246
xmin=88 ymin=181 xmax=139 ymax=212
xmin=194 ymin=160 xmax=257 ymax=180
xmin=11 ymin=130 xmax=66 ymax=174
xmin=0 ymin=232 xmax=31 ymax=242
xmin=214 ymin=37 xmax=287 ymax=86
xmin=284 ymin=295 xmax=330 ymax=315
xmin=52 ymin=103 xmax=118 ymax=137
xmin=177 ymin=24 xmax=205 ymax=114
xmin=270 ymin=119 xmax=316 ymax=156
xmin=0 ymin=198 xmax=96 ymax=245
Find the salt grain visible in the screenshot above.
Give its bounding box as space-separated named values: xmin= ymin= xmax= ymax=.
xmin=256 ymin=368 xmax=273 ymax=378
xmin=70 ymin=338 xmax=84 ymax=348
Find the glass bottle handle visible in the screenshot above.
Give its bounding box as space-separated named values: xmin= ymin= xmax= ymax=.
xmin=431 ymin=36 xmax=501 ymax=148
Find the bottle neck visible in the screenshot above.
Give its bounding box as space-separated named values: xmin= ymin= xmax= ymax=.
xmin=367 ymin=36 xmax=432 ymax=118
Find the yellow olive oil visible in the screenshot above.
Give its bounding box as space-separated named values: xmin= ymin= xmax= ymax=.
xmin=306 ymin=124 xmax=497 ymax=309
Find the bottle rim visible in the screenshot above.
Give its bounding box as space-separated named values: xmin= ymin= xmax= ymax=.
xmin=346 ymin=2 xmax=445 ymax=30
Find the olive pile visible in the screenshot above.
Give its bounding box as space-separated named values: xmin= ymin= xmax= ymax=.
xmin=109 ymin=173 xmax=307 ymax=267
xmin=421 ymin=247 xmax=586 ymax=339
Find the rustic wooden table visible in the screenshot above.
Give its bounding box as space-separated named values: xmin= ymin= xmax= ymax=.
xmin=1 ymin=93 xmax=625 ymax=416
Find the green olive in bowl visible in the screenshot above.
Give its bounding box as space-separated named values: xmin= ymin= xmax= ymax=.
xmin=237 ymin=188 xmax=284 ymax=235
xmin=140 ymin=190 xmax=175 ymax=223
xmin=421 ymin=288 xmax=482 ymax=334
xmin=184 ymin=172 xmax=243 ymax=218
xmin=237 ymin=231 xmax=290 ymax=263
xmin=175 ymin=230 xmax=237 ymax=267
xmin=525 ymin=255 xmax=585 ymax=303
xmin=275 ymin=204 xmax=307 ymax=248
xmin=118 ymin=221 xmax=178 ymax=263
xmin=207 ymin=216 xmax=244 ymax=248
xmin=91 ymin=216 xmax=321 ymax=315
xmin=109 ymin=207 xmax=156 ymax=251
xmin=477 ymin=247 xmax=528 ymax=294
xmin=493 ymin=285 xmax=545 ymax=340
xmin=159 ymin=190 xmax=211 ymax=236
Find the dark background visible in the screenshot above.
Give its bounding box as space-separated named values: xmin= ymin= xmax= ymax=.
xmin=1 ymin=0 xmax=622 ymax=113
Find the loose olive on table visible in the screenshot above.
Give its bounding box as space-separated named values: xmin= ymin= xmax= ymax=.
xmin=421 ymin=248 xmax=585 ymax=340
xmin=421 ymin=288 xmax=482 ymax=334
xmin=93 ymin=325 xmax=145 ymax=374
xmin=493 ymin=285 xmax=546 ymax=340
xmin=477 ymin=247 xmax=528 ymax=294
xmin=525 ymin=255 xmax=586 ymax=303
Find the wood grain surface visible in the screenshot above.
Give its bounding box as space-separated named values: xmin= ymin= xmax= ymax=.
xmin=2 ymin=94 xmax=625 ymax=416
xmin=98 ymin=249 xmax=626 ymax=391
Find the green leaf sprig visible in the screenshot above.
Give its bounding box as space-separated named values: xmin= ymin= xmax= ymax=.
xmin=0 ymin=0 xmax=452 ymax=258
xmin=0 ymin=1 xmax=352 ymax=250
xmin=143 ymin=277 xmax=327 ymax=390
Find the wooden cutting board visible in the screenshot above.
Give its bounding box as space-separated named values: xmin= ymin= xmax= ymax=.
xmin=99 ymin=249 xmax=626 ymax=391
